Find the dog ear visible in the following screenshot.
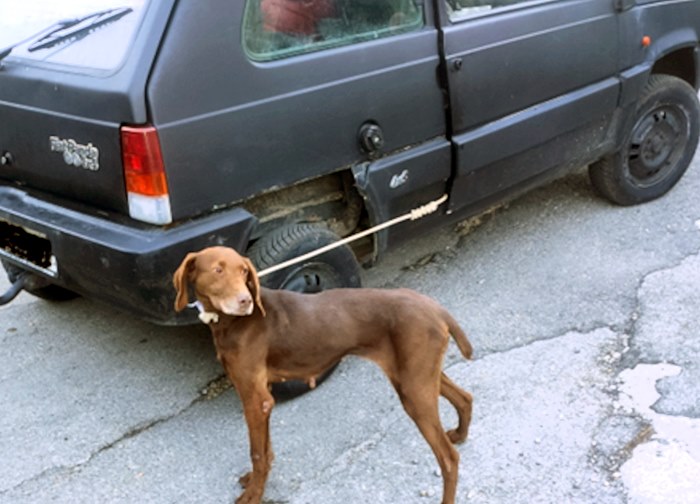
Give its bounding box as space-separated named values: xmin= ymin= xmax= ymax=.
xmin=173 ymin=252 xmax=198 ymax=312
xmin=244 ymin=257 xmax=266 ymax=317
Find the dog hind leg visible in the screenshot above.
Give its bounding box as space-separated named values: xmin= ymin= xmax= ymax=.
xmin=395 ymin=378 xmax=460 ymax=504
xmin=440 ymin=372 xmax=473 ymax=444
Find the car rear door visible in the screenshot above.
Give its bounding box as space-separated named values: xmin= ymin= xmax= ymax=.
xmin=148 ymin=0 xmax=450 ymax=226
xmin=440 ymin=0 xmax=620 ymax=212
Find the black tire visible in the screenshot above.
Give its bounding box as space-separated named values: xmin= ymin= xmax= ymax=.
xmin=247 ymin=223 xmax=362 ymax=400
xmin=589 ymin=74 xmax=700 ymax=205
xmin=2 ymin=261 xmax=78 ymax=302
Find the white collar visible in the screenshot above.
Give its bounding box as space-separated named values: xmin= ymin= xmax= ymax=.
xmin=188 ymin=300 xmax=219 ymax=324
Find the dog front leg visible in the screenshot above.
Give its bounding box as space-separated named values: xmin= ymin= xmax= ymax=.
xmin=236 ymin=386 xmax=275 ymax=504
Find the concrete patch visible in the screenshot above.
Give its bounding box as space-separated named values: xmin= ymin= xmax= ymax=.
xmin=618 ymin=364 xmax=700 ymax=504
xmin=632 ymin=253 xmax=700 ymax=419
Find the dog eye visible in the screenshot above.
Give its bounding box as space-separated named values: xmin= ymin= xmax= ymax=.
xmin=241 ymin=267 xmax=249 ymax=276
xmin=213 ymin=266 xmax=223 ymax=274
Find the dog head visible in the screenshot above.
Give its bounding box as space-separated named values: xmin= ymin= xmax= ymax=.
xmin=173 ymin=246 xmax=265 ymax=318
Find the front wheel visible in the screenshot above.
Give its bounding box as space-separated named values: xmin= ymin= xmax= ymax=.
xmin=247 ymin=223 xmax=362 ymax=400
xmin=589 ymin=74 xmax=700 ymax=205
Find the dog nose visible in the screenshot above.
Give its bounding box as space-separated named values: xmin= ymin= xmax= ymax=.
xmin=238 ymin=293 xmax=252 ymax=309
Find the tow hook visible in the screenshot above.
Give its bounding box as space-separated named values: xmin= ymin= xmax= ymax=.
xmin=0 ymin=271 xmax=29 ymax=306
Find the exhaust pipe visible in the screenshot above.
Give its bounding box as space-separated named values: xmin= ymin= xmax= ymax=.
xmin=0 ymin=271 xmax=28 ymax=306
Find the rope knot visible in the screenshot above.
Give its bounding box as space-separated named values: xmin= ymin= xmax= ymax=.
xmin=410 ymin=194 xmax=448 ymax=220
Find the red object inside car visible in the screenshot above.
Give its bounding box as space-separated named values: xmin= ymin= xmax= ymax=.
xmin=261 ymin=0 xmax=336 ymax=35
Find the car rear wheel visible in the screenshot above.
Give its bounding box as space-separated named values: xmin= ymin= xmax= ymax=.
xmin=247 ymin=223 xmax=362 ymax=400
xmin=589 ymin=74 xmax=700 ymax=205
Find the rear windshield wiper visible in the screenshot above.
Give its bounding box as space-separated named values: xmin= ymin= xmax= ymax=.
xmin=0 ymin=7 xmax=133 ymax=62
xmin=28 ymin=7 xmax=133 ymax=52
xmin=0 ymin=22 xmax=65 ymax=62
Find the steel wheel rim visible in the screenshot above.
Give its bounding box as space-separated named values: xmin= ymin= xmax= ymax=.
xmin=626 ymin=104 xmax=689 ymax=188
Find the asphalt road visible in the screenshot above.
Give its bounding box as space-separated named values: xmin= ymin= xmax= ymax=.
xmin=2 ymin=154 xmax=700 ymax=503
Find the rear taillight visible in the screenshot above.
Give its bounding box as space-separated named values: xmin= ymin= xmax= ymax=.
xmin=121 ymin=125 xmax=172 ymax=225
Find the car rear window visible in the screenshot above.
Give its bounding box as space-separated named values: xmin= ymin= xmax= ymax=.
xmin=243 ymin=0 xmax=424 ymax=61
xmin=0 ymin=0 xmax=149 ymax=73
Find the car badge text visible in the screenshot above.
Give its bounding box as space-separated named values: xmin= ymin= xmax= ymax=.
xmin=390 ymin=169 xmax=409 ymax=189
xmin=49 ymin=136 xmax=100 ymax=171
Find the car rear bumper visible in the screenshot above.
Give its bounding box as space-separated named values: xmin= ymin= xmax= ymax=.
xmin=0 ymin=184 xmax=255 ymax=324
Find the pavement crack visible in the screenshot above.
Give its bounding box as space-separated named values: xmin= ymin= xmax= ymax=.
xmin=3 ymin=373 xmax=227 ymax=496
xmin=199 ymin=373 xmax=232 ymax=400
xmin=97 ymin=416 xmax=170 ymax=454
xmin=3 ymin=413 xmax=165 ymax=495
xmin=617 ymin=250 xmax=700 ymax=371
xmin=444 ymin=323 xmax=615 ymax=366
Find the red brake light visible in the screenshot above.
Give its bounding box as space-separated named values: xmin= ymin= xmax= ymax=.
xmin=121 ymin=125 xmax=172 ymax=225
xmin=121 ymin=125 xmax=169 ymax=197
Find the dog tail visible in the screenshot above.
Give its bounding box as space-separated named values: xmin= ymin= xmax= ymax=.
xmin=444 ymin=311 xmax=473 ymax=360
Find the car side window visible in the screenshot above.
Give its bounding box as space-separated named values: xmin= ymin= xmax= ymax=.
xmin=446 ymin=0 xmax=537 ymax=20
xmin=243 ymin=0 xmax=424 ymax=61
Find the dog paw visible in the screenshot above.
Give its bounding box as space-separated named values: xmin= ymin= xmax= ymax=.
xmin=234 ymin=487 xmax=263 ymax=504
xmin=447 ymin=428 xmax=467 ymax=444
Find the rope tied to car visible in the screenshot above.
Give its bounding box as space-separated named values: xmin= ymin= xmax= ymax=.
xmin=256 ymin=194 xmax=449 ymax=278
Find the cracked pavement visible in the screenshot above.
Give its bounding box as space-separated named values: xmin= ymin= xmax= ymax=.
xmin=2 ymin=153 xmax=700 ymax=503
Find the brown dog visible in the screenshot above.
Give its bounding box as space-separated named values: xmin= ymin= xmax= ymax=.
xmin=173 ymin=246 xmax=473 ymax=504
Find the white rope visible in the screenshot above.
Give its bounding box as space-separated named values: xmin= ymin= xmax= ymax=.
xmin=257 ymin=194 xmax=448 ymax=278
